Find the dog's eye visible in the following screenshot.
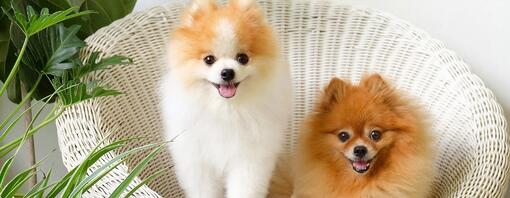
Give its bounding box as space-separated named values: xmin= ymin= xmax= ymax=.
xmin=236 ymin=53 xmax=249 ymax=65
xmin=338 ymin=132 xmax=350 ymax=142
xmin=204 ymin=55 xmax=216 ymax=65
xmin=369 ymin=130 xmax=381 ymax=141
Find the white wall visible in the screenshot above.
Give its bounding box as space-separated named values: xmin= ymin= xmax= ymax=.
xmin=2 ymin=0 xmax=508 ymax=195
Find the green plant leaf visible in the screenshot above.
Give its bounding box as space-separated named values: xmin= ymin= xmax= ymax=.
xmin=124 ymin=168 xmax=166 ymax=198
xmin=52 ymin=79 xmax=122 ymax=106
xmin=43 ymin=24 xmax=84 ymax=75
xmin=3 ymin=5 xmax=94 ymax=36
xmin=80 ymin=142 xmax=163 ymax=193
xmin=28 ymin=0 xmax=84 ymax=11
xmin=2 ymin=6 xmax=90 ymax=103
xmin=68 ymin=159 xmax=125 ymax=197
xmin=31 ymin=0 xmax=70 ymax=11
xmin=0 ymin=93 xmax=58 ymax=158
xmin=2 ymin=1 xmax=135 ymax=103
xmin=59 ymin=139 xmax=128 ymax=197
xmin=59 ymin=138 xmax=143 ymax=197
xmin=75 ymin=52 xmax=132 ymax=78
xmin=45 ymin=167 xmax=77 ymax=198
xmin=24 ymin=169 xmax=52 ymax=198
xmin=33 ymin=0 xmax=136 ymax=39
xmin=19 ymin=66 xmax=55 ymax=102
xmin=0 ymin=1 xmax=9 ymax=10
xmin=110 ymin=145 xmax=165 ymax=198
xmin=51 ymin=53 xmax=131 ymax=106
xmin=27 ymin=8 xmax=94 ymax=36
xmin=0 ymin=166 xmax=37 ymax=197
xmin=0 ymin=157 xmax=15 ymax=187
xmin=11 ymin=23 xmax=84 ymax=75
xmin=25 ymin=183 xmax=57 ymax=198
xmin=9 ymin=23 xmax=85 ymax=101
xmin=0 ymin=2 xmax=141 ymax=196
xmin=77 ymin=0 xmax=136 ymax=38
xmin=8 ymin=22 xmax=128 ymax=104
xmin=42 ymin=139 xmax=162 ymax=197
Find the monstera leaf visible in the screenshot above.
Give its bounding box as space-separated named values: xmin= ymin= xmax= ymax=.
xmin=8 ymin=23 xmax=86 ymax=101
xmin=31 ymin=0 xmax=137 ymax=39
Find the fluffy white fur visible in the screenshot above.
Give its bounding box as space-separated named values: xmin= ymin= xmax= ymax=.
xmin=160 ymin=1 xmax=291 ymax=197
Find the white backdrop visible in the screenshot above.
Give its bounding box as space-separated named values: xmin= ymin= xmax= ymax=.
xmin=1 ymin=0 xmax=508 ymax=195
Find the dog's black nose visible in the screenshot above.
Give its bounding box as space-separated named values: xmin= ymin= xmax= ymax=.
xmin=353 ymin=146 xmax=367 ymax=158
xmin=221 ymin=69 xmax=235 ymax=81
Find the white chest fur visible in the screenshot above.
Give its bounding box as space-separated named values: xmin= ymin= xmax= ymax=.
xmin=160 ymin=71 xmax=291 ymax=198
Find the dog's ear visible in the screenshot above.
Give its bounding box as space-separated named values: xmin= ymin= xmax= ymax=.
xmin=360 ymin=74 xmax=390 ymax=94
xmin=228 ymin=0 xmax=257 ymax=10
xmin=360 ymin=74 xmax=396 ymax=104
xmin=182 ymin=0 xmax=217 ymax=26
xmin=319 ymin=77 xmax=346 ymax=111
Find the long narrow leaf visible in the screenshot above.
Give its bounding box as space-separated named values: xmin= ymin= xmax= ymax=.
xmin=45 ymin=167 xmax=78 ymax=198
xmin=0 ymin=167 xmax=37 ymax=197
xmin=0 ymin=83 xmax=59 ymax=158
xmin=110 ymin=146 xmax=165 ymax=198
xmin=0 ymin=157 xmax=15 ymax=187
xmin=0 ymin=74 xmax=42 ymax=134
xmin=24 ymin=169 xmax=52 ymax=198
xmin=0 ymin=107 xmax=61 ymax=158
xmin=69 ymin=141 xmax=164 ymax=196
xmin=56 ymin=137 xmax=139 ymax=197
xmin=25 ymin=183 xmax=57 ymax=198
xmin=68 ymin=160 xmax=125 ymax=197
xmin=60 ymin=141 xmax=128 ymax=197
xmin=124 ymin=168 xmax=167 ymax=198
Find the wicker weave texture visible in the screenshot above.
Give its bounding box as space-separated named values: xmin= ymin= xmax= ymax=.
xmin=55 ymin=0 xmax=509 ymax=197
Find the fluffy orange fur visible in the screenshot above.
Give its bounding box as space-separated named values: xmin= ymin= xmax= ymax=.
xmin=269 ymin=74 xmax=435 ymax=198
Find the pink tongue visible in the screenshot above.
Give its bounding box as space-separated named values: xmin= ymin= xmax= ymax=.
xmin=219 ymin=84 xmax=237 ymax=98
xmin=353 ymin=161 xmax=368 ymax=170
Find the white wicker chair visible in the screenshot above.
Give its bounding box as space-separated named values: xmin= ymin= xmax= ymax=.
xmin=55 ymin=0 xmax=510 ymax=197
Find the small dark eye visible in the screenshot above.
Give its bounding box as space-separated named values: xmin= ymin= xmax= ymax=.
xmin=369 ymin=130 xmax=381 ymax=141
xmin=338 ymin=132 xmax=350 ymax=142
xmin=204 ymin=55 xmax=216 ymax=65
xmin=236 ymin=53 xmax=249 ymax=65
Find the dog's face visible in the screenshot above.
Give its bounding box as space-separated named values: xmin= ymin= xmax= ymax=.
xmin=168 ymin=0 xmax=279 ymax=99
xmin=308 ymin=74 xmax=413 ymax=174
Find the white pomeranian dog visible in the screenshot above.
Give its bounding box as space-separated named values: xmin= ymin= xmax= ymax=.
xmin=159 ymin=0 xmax=291 ymax=197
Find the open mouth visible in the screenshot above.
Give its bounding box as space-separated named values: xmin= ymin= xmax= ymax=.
xmin=211 ymin=82 xmax=241 ymax=98
xmin=349 ymin=158 xmax=373 ymax=173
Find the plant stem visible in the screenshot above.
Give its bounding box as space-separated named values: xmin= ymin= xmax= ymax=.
xmin=21 ymin=82 xmax=37 ymax=187
xmin=0 ymin=36 xmax=29 ymax=97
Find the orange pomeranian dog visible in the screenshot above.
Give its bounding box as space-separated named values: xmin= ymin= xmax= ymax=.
xmin=281 ymin=74 xmax=435 ymax=198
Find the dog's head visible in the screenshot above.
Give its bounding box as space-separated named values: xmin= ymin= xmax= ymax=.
xmin=167 ymin=0 xmax=281 ymax=100
xmin=306 ymin=74 xmax=418 ymax=174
